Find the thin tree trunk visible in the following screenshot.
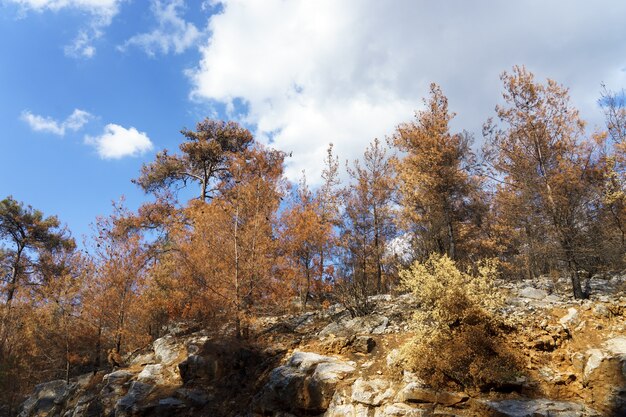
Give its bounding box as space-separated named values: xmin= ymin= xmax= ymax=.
xmin=94 ymin=322 xmax=102 ymax=372
xmin=373 ymin=205 xmax=382 ymax=293
xmin=444 ymin=206 xmax=456 ymax=260
xmin=233 ymin=194 xmax=242 ymax=339
xmin=564 ymin=244 xmax=586 ymax=299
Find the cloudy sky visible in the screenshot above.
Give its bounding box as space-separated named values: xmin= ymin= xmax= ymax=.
xmin=1 ymin=0 xmax=625 ymax=240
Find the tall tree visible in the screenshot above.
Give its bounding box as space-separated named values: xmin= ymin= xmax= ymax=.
xmin=280 ymin=174 xmax=329 ymax=308
xmin=346 ymin=138 xmax=396 ymax=293
xmin=86 ymin=203 xmax=151 ymax=355
xmin=598 ymin=86 xmax=626 ymax=259
xmin=337 ymin=139 xmax=396 ymax=315
xmin=134 ymin=118 xmax=253 ymax=201
xmin=177 ymin=145 xmax=286 ymax=338
xmin=391 ymin=84 xmax=481 ymax=261
xmin=314 ymin=144 xmax=342 ymax=284
xmin=484 ymin=66 xmax=602 ymax=299
xmin=0 ymin=197 xmax=74 ymax=413
xmin=0 ymin=197 xmax=74 ymax=345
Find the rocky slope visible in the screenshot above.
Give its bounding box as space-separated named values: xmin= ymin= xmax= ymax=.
xmin=17 ymin=274 xmax=626 ymax=417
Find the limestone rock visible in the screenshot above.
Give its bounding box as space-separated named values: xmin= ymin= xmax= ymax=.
xmin=129 ymin=351 xmax=155 ymax=367
xmin=115 ymin=381 xmax=153 ymax=416
xmin=518 ymin=287 xmax=549 ymax=300
xmin=254 ymin=351 xmax=356 ymax=414
xmin=351 ymin=378 xmax=394 ymax=406
xmin=374 ymin=403 xmax=431 ymax=417
xmin=559 ymin=307 xmax=579 ymax=330
xmin=18 ymin=380 xmax=75 ymax=417
xmin=153 ymin=335 xmax=186 ymax=365
xmin=582 ymin=337 xmax=626 ymax=414
xmin=484 ymin=398 xmax=599 ymax=417
xmin=394 ymin=383 xmax=467 ymax=407
xmin=319 ymin=314 xmax=389 ymax=337
xmin=136 ymin=363 xmax=181 ymax=386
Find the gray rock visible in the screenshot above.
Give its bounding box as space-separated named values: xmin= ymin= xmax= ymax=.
xmin=153 ymin=335 xmax=186 ymax=365
xmin=136 ymin=364 xmax=166 ymax=384
xmin=178 ymin=353 xmax=217 ymax=383
xmin=129 ymin=351 xmax=155 ymax=366
xmin=351 ymin=378 xmax=394 ymax=406
xmin=175 ymin=388 xmax=212 ymax=406
xmin=592 ymin=303 xmax=610 ymax=318
xmin=519 ymin=287 xmax=549 ymax=300
xmin=559 ymin=307 xmax=579 ymax=329
xmin=484 ymin=398 xmax=599 ymax=417
xmin=19 ymin=380 xmax=74 ymax=417
xmin=158 ymin=397 xmax=184 ymax=407
xmin=255 ymin=351 xmax=355 ymax=414
xmin=102 ymin=370 xmax=134 ymax=386
xmin=319 ymin=314 xmax=389 ymax=337
xmin=353 ymin=336 xmax=376 ymax=353
xmin=386 ymin=348 xmax=401 ymax=368
xmin=394 ymin=383 xmax=467 ymax=407
xmin=115 ymin=381 xmax=153 ymax=416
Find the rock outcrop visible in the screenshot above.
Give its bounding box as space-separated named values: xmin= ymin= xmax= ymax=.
xmin=16 ymin=273 xmax=626 ymax=417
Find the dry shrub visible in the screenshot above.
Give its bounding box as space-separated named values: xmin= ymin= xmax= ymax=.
xmin=400 ymin=253 xmax=519 ymax=391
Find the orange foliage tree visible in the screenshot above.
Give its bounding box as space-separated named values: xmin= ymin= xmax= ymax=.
xmin=484 ymin=66 xmax=604 ymax=298
xmin=391 ymin=84 xmax=485 ymax=262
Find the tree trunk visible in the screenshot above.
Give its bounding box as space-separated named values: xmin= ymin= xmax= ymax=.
xmin=443 ymin=206 xmax=456 ymax=260
xmin=94 ymin=323 xmax=102 ymax=372
xmin=563 ymin=243 xmax=586 ymax=299
xmin=233 ymin=193 xmax=242 ymax=339
xmin=302 ymin=265 xmax=310 ymax=309
xmin=373 ymin=205 xmax=382 ymax=293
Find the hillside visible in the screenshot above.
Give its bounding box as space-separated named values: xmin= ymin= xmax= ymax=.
xmin=17 ymin=273 xmax=626 ymax=417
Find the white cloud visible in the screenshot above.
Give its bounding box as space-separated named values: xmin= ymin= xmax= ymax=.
xmin=21 ymin=108 xmax=93 ymax=135
xmin=84 ymin=124 xmax=154 ymax=159
xmin=120 ymin=0 xmax=202 ymax=56
xmin=190 ymin=0 xmax=626 ymax=184
xmin=7 ymin=0 xmax=121 ymax=58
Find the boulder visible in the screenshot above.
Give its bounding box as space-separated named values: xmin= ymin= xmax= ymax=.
xmin=254 ymin=351 xmax=356 ymax=414
xmin=129 ymin=351 xmax=155 ymax=367
xmin=115 ymin=381 xmax=153 ymax=416
xmin=136 ymin=363 xmax=181 ymax=386
xmin=582 ymin=337 xmax=626 ymax=414
xmin=153 ymin=335 xmax=186 ymax=365
xmin=18 ymin=380 xmax=75 ymax=417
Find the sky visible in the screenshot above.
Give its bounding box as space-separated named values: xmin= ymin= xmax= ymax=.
xmin=1 ymin=0 xmax=625 ymax=242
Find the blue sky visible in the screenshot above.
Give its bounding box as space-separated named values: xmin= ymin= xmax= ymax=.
xmin=0 ymin=0 xmax=212 ymax=241
xmin=1 ymin=0 xmax=625 ymax=243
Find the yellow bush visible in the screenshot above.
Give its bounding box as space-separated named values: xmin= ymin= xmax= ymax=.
xmin=400 ymin=253 xmax=518 ymax=391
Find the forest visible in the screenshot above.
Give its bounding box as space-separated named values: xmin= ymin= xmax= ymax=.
xmin=1 ymin=66 xmax=626 ymax=411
